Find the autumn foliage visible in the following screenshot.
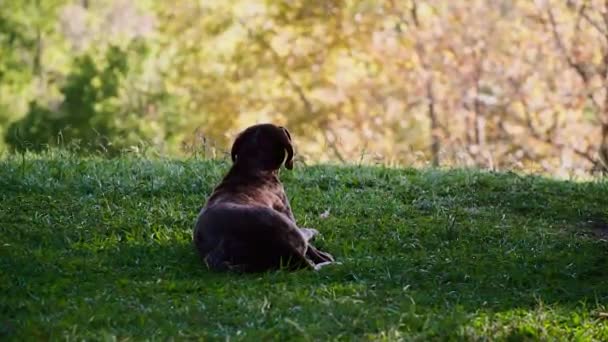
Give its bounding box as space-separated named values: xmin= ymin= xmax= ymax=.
xmin=1 ymin=1 xmax=607 ymax=176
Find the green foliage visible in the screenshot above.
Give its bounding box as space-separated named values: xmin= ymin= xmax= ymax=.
xmin=0 ymin=0 xmax=66 ymax=83
xmin=0 ymin=0 xmax=69 ymax=148
xmin=1 ymin=154 xmax=607 ymax=339
xmin=6 ymin=45 xmax=125 ymax=152
xmin=5 ymin=42 xmax=175 ymax=154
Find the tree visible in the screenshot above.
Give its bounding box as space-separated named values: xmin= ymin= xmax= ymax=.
xmin=6 ymin=42 xmax=172 ymax=154
xmin=0 ymin=0 xmax=69 ymax=149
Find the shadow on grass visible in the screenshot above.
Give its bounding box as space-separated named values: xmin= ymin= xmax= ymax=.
xmin=87 ymin=234 xmax=607 ymax=312
xmin=20 ymin=234 xmax=596 ymax=339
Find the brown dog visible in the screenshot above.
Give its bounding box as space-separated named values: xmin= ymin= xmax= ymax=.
xmin=193 ymin=124 xmax=334 ymax=272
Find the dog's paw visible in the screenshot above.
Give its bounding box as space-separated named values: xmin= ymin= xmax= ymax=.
xmin=313 ymin=261 xmax=334 ymax=271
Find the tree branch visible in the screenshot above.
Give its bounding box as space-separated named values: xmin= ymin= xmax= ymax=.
xmin=244 ymin=28 xmax=314 ymax=116
xmin=520 ymin=99 xmax=598 ymax=165
xmin=239 ymin=20 xmax=350 ymax=161
xmin=547 ymin=6 xmax=588 ymax=82
xmin=546 ymin=4 xmax=604 ymax=113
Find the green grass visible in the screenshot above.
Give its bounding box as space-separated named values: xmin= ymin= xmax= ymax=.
xmin=1 ymin=152 xmax=607 ymax=340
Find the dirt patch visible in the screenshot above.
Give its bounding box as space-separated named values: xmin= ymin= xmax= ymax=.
xmin=587 ymin=217 xmax=608 ymax=240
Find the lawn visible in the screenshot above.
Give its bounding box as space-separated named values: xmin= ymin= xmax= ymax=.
xmin=1 ymin=152 xmax=607 ymax=340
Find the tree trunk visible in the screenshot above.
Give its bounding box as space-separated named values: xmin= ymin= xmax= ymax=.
xmin=600 ymin=107 xmax=608 ymax=172
xmin=600 ymin=0 xmax=608 ymax=171
xmin=427 ymin=80 xmax=440 ymax=167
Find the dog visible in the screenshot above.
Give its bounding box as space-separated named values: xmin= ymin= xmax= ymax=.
xmin=193 ymin=123 xmax=334 ymax=273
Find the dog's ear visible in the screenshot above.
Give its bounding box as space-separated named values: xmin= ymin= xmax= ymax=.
xmin=279 ymin=126 xmax=294 ymax=170
xmin=231 ymin=132 xmax=245 ymax=163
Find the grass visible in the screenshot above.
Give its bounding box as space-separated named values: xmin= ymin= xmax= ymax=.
xmin=1 ymin=151 xmax=608 ymax=340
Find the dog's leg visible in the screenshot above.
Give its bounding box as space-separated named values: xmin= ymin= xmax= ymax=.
xmin=204 ymin=251 xmax=230 ymax=272
xmin=298 ymin=227 xmax=319 ymax=242
xmin=306 ymin=244 xmax=335 ymax=264
xmin=203 ymin=239 xmax=233 ymax=272
xmin=280 ymin=192 xmax=297 ymax=223
xmin=279 ymin=253 xmax=318 ymax=272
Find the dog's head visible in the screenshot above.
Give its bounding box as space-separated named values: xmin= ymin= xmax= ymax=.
xmin=230 ymin=124 xmax=294 ymax=171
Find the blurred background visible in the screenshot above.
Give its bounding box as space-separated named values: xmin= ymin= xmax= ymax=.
xmin=1 ymin=0 xmax=607 ymax=176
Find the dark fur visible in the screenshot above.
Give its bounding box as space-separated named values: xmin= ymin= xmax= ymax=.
xmin=193 ymin=124 xmax=334 ymax=272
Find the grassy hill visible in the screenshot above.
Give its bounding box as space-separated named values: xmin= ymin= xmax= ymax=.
xmin=1 ymin=152 xmax=607 ymax=340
